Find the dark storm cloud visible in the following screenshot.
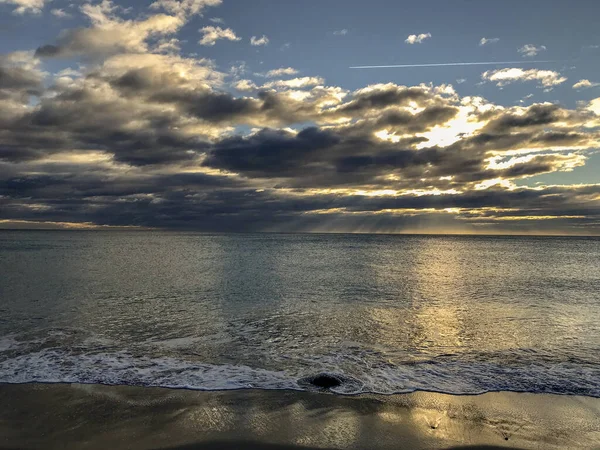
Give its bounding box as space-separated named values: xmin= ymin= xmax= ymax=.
xmin=484 ymin=104 xmax=564 ymax=133
xmin=332 ymin=85 xmax=436 ymax=115
xmin=0 ymin=53 xmax=45 ymax=106
xmin=204 ymin=127 xmax=340 ymax=176
xmin=335 ymin=148 xmax=442 ymax=173
xmin=167 ymin=91 xmax=259 ymax=123
xmin=203 ymin=122 xmax=580 ymax=189
xmin=2 ymin=182 xmax=599 ymax=232
xmin=373 ymin=105 xmax=459 ymax=132
xmin=0 ymin=166 xmax=243 ymax=200
xmin=0 ymin=65 xmax=42 ymax=92
xmin=34 ymin=45 xmax=62 ymax=58
xmin=1 ymin=80 xmax=212 ymax=165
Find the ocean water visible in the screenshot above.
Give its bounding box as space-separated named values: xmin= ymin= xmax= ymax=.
xmin=0 ymin=231 xmax=599 ymax=396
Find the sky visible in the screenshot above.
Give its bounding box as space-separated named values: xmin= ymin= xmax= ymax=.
xmin=1 ymin=0 xmax=600 ymax=234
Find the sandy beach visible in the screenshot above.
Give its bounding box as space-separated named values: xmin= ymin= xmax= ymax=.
xmin=0 ymin=383 xmax=598 ymax=449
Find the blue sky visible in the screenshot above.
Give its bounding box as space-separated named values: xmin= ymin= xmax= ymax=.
xmin=3 ymin=0 xmax=599 ymax=103
xmin=1 ymin=0 xmax=599 ymax=233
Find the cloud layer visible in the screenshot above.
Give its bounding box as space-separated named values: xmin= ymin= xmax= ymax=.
xmin=1 ymin=1 xmax=599 ymax=234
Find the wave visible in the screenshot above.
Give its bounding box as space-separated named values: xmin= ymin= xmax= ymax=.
xmin=1 ymin=348 xmax=599 ymax=397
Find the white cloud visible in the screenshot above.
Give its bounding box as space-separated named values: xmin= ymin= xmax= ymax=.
xmin=209 ymin=17 xmax=224 ymax=23
xmin=573 ymin=79 xmax=600 ymax=89
xmin=234 ymin=79 xmax=257 ymax=91
xmin=405 ymin=33 xmax=431 ymax=44
xmin=518 ymin=44 xmax=547 ymax=57
xmin=198 ymin=26 xmax=240 ymax=46
xmin=229 ymin=62 xmax=247 ymax=77
xmin=150 ymin=0 xmax=221 ymax=17
xmin=265 ymin=67 xmax=298 ymax=78
xmin=482 ymin=68 xmax=567 ymax=87
xmin=80 ymin=0 xmax=119 ymax=26
xmin=333 ymin=29 xmax=348 ymax=36
xmin=479 ymin=37 xmax=499 ymax=46
xmin=0 ymin=0 xmax=45 ymax=15
xmin=262 ymin=76 xmax=324 ymax=89
xmin=250 ymin=35 xmax=269 ymax=46
xmin=588 ymin=98 xmax=600 ymax=115
xmin=154 ymin=37 xmax=181 ymax=53
xmin=50 ymin=8 xmax=71 ymax=18
xmin=519 ymin=93 xmax=535 ymax=103
xmin=36 ymin=2 xmax=186 ymax=58
xmin=456 ymin=78 xmax=466 ymax=84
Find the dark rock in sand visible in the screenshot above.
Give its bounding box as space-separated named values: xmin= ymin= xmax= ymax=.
xmin=310 ymin=374 xmax=342 ymax=389
xmin=297 ymin=372 xmax=364 ymax=392
xmin=297 ymin=373 xmax=347 ymax=390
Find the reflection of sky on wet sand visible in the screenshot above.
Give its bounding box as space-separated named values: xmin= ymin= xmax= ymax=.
xmin=4 ymin=384 xmax=600 ymax=449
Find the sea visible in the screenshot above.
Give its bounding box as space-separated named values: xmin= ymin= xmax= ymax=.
xmin=0 ymin=231 xmax=599 ymax=396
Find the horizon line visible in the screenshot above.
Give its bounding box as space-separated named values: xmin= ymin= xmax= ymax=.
xmin=0 ymin=227 xmax=597 ymax=238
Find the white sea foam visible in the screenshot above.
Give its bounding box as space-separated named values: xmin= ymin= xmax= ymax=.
xmin=1 ymin=348 xmax=599 ymax=397
xmin=0 ymin=349 xmax=298 ymax=391
xmin=0 ymin=335 xmax=22 ymax=352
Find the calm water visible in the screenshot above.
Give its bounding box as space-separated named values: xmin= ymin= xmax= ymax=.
xmin=0 ymin=231 xmax=599 ymax=396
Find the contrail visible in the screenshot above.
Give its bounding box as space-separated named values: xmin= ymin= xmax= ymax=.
xmin=349 ymin=60 xmax=556 ymax=69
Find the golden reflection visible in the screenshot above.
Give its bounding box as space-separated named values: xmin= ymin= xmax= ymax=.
xmin=411 ymin=239 xmax=466 ymax=351
xmin=294 ymin=410 xmax=360 ymax=448
xmin=184 ymin=402 xmax=236 ymax=432
xmin=377 ymin=407 xmax=405 ymax=424
xmin=363 ymin=236 xmax=537 ymax=355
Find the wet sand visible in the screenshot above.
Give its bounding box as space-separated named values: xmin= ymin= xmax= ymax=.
xmin=0 ymin=383 xmax=599 ymax=449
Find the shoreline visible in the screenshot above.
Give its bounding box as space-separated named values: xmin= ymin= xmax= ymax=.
xmin=3 ymin=379 xmax=600 ymax=399
xmin=1 ymin=383 xmax=599 ymax=449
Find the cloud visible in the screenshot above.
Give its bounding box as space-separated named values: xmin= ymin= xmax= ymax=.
xmin=518 ymin=44 xmax=547 ymax=57
xmin=262 ymin=77 xmax=325 ymax=89
xmin=36 ymin=2 xmax=185 ymax=58
xmin=154 ymin=37 xmax=181 ymax=53
xmin=0 ymin=51 xmax=46 ymax=126
xmin=209 ymin=17 xmax=224 ymax=24
xmin=3 ymin=6 xmax=600 ymax=234
xmin=0 ymin=0 xmax=45 ymax=14
xmin=333 ymin=29 xmax=348 ymax=36
xmin=482 ymin=68 xmax=567 ymax=87
xmin=150 ymin=0 xmax=221 ymax=17
xmin=198 ymin=26 xmax=241 ymax=46
xmin=573 ymin=79 xmax=600 ymax=89
xmin=250 ymin=35 xmax=269 ymax=46
xmin=234 ymin=79 xmax=257 ymax=91
xmin=265 ymin=67 xmax=298 ymax=78
xmin=405 ymin=33 xmax=431 ymax=44
xmin=519 ymin=93 xmax=535 ymax=103
xmin=50 ymin=8 xmax=71 ymax=18
xmin=229 ymin=62 xmax=247 ymax=77
xmin=479 ymin=37 xmax=499 ymax=46
xmin=588 ymin=98 xmax=600 ymax=115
